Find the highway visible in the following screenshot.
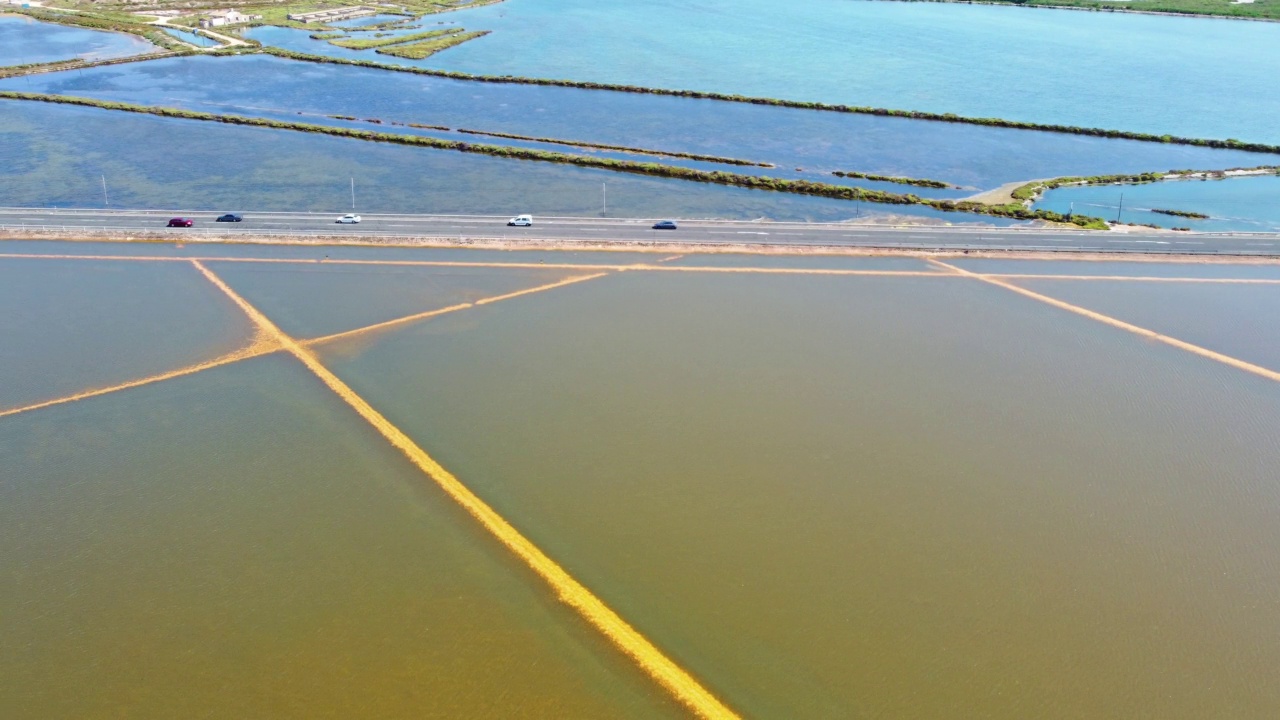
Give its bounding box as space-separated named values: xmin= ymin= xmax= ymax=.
xmin=2 ymin=208 xmax=1278 ymax=256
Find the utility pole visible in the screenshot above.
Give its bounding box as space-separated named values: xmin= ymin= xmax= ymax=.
xmin=101 ymin=175 xmax=108 ymax=207
xmin=350 ymin=177 xmax=356 ymax=211
xmin=1116 ymin=193 xmax=1124 ymax=223
xmin=602 ymin=182 xmax=607 ymax=215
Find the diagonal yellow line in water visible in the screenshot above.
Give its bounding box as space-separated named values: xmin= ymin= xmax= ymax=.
xmin=0 ymin=269 xmax=617 ymax=420
xmin=189 ymin=260 xmax=739 ymax=719
xmin=305 ymin=273 xmax=609 ymax=348
xmin=928 ymin=258 xmax=1280 ymax=384
xmin=0 ymin=332 xmax=282 ymax=419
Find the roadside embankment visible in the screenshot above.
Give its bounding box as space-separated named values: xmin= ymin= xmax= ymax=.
xmin=6 ymin=227 xmax=1280 ymax=265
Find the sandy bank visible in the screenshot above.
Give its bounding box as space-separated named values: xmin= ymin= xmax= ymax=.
xmin=4 ymin=227 xmax=1279 ymax=266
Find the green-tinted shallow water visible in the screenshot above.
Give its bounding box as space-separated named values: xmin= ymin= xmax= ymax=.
xmin=4 ymin=246 xmax=1280 ymax=718
xmin=0 ymin=353 xmax=681 ymax=719
xmin=0 ymin=258 xmax=253 ymax=410
xmin=202 ymin=261 xmax=584 ymax=340
xmin=322 ymin=268 xmax=1280 ymax=718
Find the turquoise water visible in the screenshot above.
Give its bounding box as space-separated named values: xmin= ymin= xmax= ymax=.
xmin=408 ymin=0 xmax=1280 ymax=143
xmin=1035 ymin=175 xmax=1280 ymax=232
xmin=161 ymin=27 xmax=219 ymax=48
xmin=0 ymin=16 xmax=155 ymax=66
xmin=0 ymin=100 xmax=1016 ymax=224
xmin=8 ymin=55 xmax=1278 ymax=195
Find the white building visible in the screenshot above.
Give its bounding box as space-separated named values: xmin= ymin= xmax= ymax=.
xmin=199 ymin=9 xmax=259 ymax=27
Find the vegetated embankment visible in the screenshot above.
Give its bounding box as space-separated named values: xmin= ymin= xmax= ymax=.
xmin=257 ymin=47 xmax=1280 ymax=156
xmin=1151 ymin=208 xmax=1210 ymax=219
xmin=0 ymin=91 xmax=1109 ymax=228
xmin=454 ymin=128 xmax=774 ymax=167
xmin=328 ymin=28 xmax=460 ymax=50
xmin=832 ymin=170 xmax=954 ymax=189
xmin=375 ymin=30 xmax=489 ymax=59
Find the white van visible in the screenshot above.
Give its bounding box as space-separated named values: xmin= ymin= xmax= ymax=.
xmin=507 ymin=214 xmax=533 ymax=227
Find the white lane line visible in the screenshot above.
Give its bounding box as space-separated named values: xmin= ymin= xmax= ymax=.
xmin=1247 ymin=243 xmax=1275 ymax=247
xmin=1175 ymin=241 xmax=1205 ymax=245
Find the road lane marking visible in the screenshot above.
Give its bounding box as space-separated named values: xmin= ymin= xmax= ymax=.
xmin=191 ymin=260 xmax=739 ymax=720
xmin=928 ymin=259 xmax=1280 ymax=384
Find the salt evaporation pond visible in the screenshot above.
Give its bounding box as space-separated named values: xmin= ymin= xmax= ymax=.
xmin=0 ymin=99 xmax=1011 ymax=224
xmin=6 ymin=55 xmax=1279 ymax=196
xmin=4 ymin=243 xmax=1279 ymax=717
xmin=0 ymin=15 xmax=155 ymax=66
xmin=1036 ymin=174 xmax=1280 ymax=232
xmin=253 ymin=0 xmax=1280 ymax=143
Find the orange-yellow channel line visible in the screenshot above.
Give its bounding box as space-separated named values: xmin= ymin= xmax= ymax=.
xmin=305 ymin=273 xmax=608 ymax=347
xmin=0 ymin=272 xmax=614 ymax=420
xmin=0 ymin=332 xmax=281 ymax=419
xmin=189 ymin=260 xmax=739 ymax=720
xmin=928 ymin=259 xmax=1280 ymax=384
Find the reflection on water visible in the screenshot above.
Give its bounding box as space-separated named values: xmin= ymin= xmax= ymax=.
xmin=0 ymin=100 xmax=1007 ymax=224
xmin=0 ymin=353 xmax=680 ymax=718
xmin=1036 ymin=174 xmax=1280 ymax=232
xmin=50 ymin=53 xmax=1279 ymax=193
xmin=0 ymin=16 xmax=155 ymax=66
xmin=431 ymin=0 xmax=1280 ymax=143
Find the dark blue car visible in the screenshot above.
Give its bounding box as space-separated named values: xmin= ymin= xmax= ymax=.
xmin=652 ymin=220 xmax=677 ymax=230
xmin=215 ymin=214 xmax=243 ymax=222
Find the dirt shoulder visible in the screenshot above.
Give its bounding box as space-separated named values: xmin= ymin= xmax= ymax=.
xmin=4 ymin=227 xmax=1280 ymax=266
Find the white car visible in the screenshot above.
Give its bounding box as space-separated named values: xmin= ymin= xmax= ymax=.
xmin=507 ymin=214 xmax=533 ymax=227
xmin=336 ymin=213 xmax=361 ymax=224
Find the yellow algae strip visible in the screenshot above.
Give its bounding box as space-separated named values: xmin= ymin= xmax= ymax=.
xmin=0 ymin=331 xmax=280 ymax=419
xmin=0 ymin=274 xmax=614 ymax=420
xmin=307 ymin=273 xmax=608 ymax=347
xmin=929 ymin=259 xmax=1280 ymax=384
xmin=189 ymin=260 xmax=739 ymax=720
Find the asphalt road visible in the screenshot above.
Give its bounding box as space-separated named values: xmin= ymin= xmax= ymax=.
xmin=3 ymin=208 xmax=1278 ymax=256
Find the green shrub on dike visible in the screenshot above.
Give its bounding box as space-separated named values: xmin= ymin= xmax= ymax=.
xmin=375 ymin=30 xmax=489 ymax=59
xmin=329 ymin=28 xmax=460 ymax=50
xmin=831 ymin=170 xmax=953 ymax=189
xmin=456 ymin=128 xmax=771 ymax=167
xmin=1151 ymin=208 xmax=1210 ymax=219
xmin=0 ymin=91 xmax=1109 ymax=229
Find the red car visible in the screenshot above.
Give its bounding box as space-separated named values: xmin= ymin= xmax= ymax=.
xmin=167 ymin=218 xmax=194 ymax=227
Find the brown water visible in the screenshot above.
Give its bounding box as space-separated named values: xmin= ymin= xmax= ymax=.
xmin=0 ymin=353 xmax=681 ymax=719
xmin=3 ymin=248 xmax=1280 ymax=718
xmin=322 ymin=267 xmax=1280 ymax=718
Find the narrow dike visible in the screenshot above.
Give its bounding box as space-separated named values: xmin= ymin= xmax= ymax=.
xmin=0 ymin=91 xmax=1109 ymax=228
xmin=258 ymin=47 xmax=1280 ymax=156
